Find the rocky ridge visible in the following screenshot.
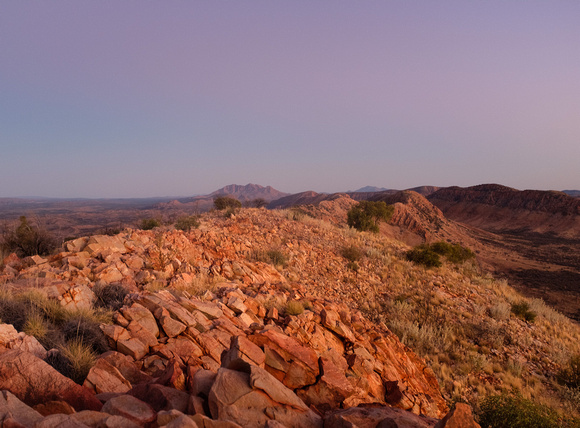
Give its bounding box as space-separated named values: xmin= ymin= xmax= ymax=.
xmin=0 ymin=208 xmax=485 ymax=427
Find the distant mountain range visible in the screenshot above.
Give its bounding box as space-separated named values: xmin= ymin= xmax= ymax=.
xmin=563 ymin=190 xmax=580 ymax=198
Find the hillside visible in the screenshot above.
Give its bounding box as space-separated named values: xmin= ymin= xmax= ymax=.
xmin=1 ymin=203 xmax=579 ymax=426
xmin=428 ymin=184 xmax=580 ymax=237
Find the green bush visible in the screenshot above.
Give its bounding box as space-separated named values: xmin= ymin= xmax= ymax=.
xmin=214 ymin=196 xmax=242 ymax=210
xmin=406 ymin=245 xmax=442 ymax=268
xmin=558 ymin=355 xmax=580 ymax=390
xmin=431 ymin=241 xmax=475 ymax=264
xmin=478 ymin=393 xmax=561 ymax=428
xmin=347 ymin=201 xmax=394 ymax=233
xmin=511 ymin=302 xmax=537 ymax=323
xmin=1 ymin=216 xmax=57 ymax=257
xmin=341 ymin=245 xmax=362 ymax=263
xmin=267 ymin=250 xmax=287 ymax=267
xmin=175 ymin=215 xmax=200 ymax=232
xmin=140 ymin=218 xmax=161 ymax=230
xmin=406 ymin=242 xmax=475 ymax=268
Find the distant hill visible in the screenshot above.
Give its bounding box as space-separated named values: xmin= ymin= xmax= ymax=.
xmin=563 ymin=190 xmax=580 ymax=198
xmin=350 ymin=186 xmax=391 ymax=193
xmin=208 ymin=183 xmax=288 ymax=202
xmin=158 ymin=183 xmax=289 ymax=212
xmin=406 ymin=186 xmax=440 ymax=196
xmin=428 ymin=184 xmax=580 ymax=237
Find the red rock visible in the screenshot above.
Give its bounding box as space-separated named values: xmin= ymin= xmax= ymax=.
xmin=434 ymin=403 xmax=481 ymax=428
xmin=208 ymin=367 xmax=322 ymax=427
xmin=101 ymin=395 xmax=156 ymax=425
xmin=250 ymin=329 xmax=319 ymax=389
xmin=122 ymin=303 xmax=159 ymax=337
xmin=100 ymin=351 xmax=153 ymax=385
xmin=0 ymin=390 xmax=43 ymax=427
xmin=33 ymin=400 xmax=76 ymax=416
xmin=324 ymin=405 xmax=438 ymax=427
xmin=297 ymin=357 xmax=354 ymax=410
xmin=129 ymin=383 xmax=189 ymax=413
xmin=155 ymin=359 xmax=187 ymax=391
xmin=191 ymin=369 xmax=217 ymax=398
xmin=0 ymin=349 xmax=102 ymax=411
xmin=221 ymin=335 xmax=265 ymax=369
xmin=83 ymin=358 xmax=132 ymax=394
xmin=117 ymin=337 xmax=148 ymax=360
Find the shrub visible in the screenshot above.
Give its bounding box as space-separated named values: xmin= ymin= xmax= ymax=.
xmin=558 ymin=355 xmax=580 ymax=390
xmin=478 ymin=392 xmax=561 ymax=428
xmin=406 ymin=246 xmax=442 ymax=268
xmin=94 ymin=283 xmax=128 ymax=311
xmin=285 ymin=300 xmax=304 ymax=316
xmin=347 ymin=261 xmax=359 ymax=272
xmin=267 ymin=250 xmax=287 ymax=267
xmin=248 ymin=198 xmax=267 ymax=208
xmin=341 ymin=245 xmax=362 ymax=263
xmin=214 ymin=196 xmax=242 ymax=210
xmin=175 ymin=215 xmax=200 ymax=232
xmin=23 ymin=310 xmax=49 ymax=342
xmin=347 ymin=201 xmax=394 ymax=233
xmin=62 ymin=316 xmax=109 ymax=354
xmin=511 ymin=302 xmax=537 ymax=323
xmin=1 ymin=216 xmax=57 ymax=257
xmin=59 ymin=338 xmax=97 ymax=384
xmin=140 ymin=218 xmax=161 ymax=230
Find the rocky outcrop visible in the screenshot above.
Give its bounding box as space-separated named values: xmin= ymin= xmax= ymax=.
xmin=0 ymin=349 xmax=102 ymax=411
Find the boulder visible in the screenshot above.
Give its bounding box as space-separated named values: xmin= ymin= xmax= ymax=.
xmin=221 ymin=336 xmax=265 ymax=369
xmin=34 ymin=413 xmax=89 ymax=428
xmin=129 ymin=383 xmax=189 ymax=413
xmin=0 ymin=390 xmax=43 ymax=427
xmin=121 ymin=303 xmax=159 ymax=338
xmin=0 ymin=350 xmax=102 ymax=411
xmin=298 ymin=356 xmax=354 ymax=410
xmin=101 ymin=395 xmax=156 ymax=425
xmin=249 ymin=329 xmax=319 ymax=389
xmin=434 ymin=403 xmax=481 ymax=428
xmin=323 ymin=405 xmax=439 ymax=428
xmin=208 ymin=366 xmax=322 ymax=427
xmin=83 ymin=358 xmax=132 ymax=394
xmin=0 ymin=323 xmax=47 ymax=359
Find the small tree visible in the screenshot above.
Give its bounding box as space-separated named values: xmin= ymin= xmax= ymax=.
xmin=1 ymin=216 xmax=57 ymax=257
xmin=139 ymin=218 xmax=161 ymax=230
xmin=214 ymin=196 xmax=242 ymax=210
xmin=347 ymin=201 xmax=394 ymax=233
xmin=175 ymin=215 xmax=200 ymax=232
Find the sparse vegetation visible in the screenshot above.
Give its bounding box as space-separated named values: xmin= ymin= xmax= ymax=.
xmin=175 ymin=215 xmax=200 ymax=232
xmin=285 ymin=300 xmax=304 ymax=316
xmin=558 ymin=355 xmax=580 ymax=390
xmin=511 ymin=301 xmax=537 ymax=323
xmin=214 ymin=196 xmax=242 ymax=210
xmin=94 ymin=283 xmax=129 ymax=311
xmin=1 ymin=216 xmax=57 ymax=257
xmin=406 ymin=242 xmax=475 ymax=268
xmin=140 ymin=217 xmax=161 ymax=230
xmin=341 ymin=245 xmax=362 ymax=263
xmin=59 ymin=338 xmax=97 ymax=384
xmin=251 ymin=249 xmax=288 ymax=267
xmin=478 ymin=392 xmax=563 ymax=428
xmin=405 ymin=245 xmax=442 ymax=268
xmin=347 ymin=201 xmax=394 ymax=233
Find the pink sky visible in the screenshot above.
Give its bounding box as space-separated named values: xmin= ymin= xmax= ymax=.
xmin=1 ymin=2 xmax=579 ymax=197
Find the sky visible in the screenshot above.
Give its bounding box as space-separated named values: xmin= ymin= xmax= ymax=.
xmin=1 ymin=2 xmax=579 ymax=198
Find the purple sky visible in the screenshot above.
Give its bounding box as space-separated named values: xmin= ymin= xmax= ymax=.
xmin=1 ymin=2 xmax=579 ymax=198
